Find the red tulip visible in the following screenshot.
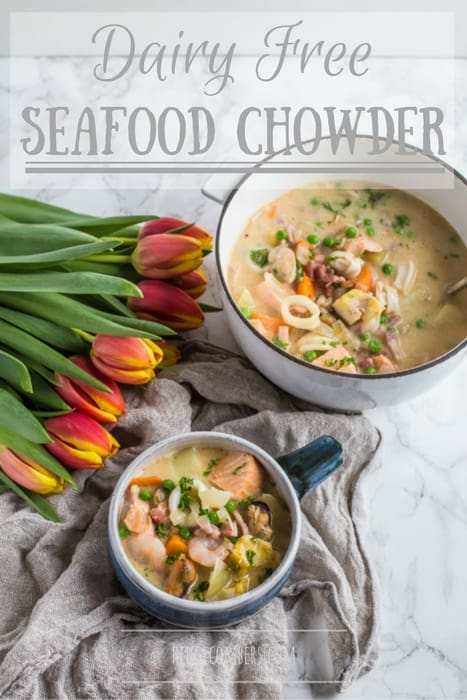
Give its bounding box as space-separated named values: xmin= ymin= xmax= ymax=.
xmin=132 ymin=233 xmax=203 ymax=280
xmin=55 ymin=355 xmax=125 ymax=424
xmin=170 ymin=269 xmax=207 ymax=299
xmin=44 ymin=412 xmax=119 ymax=470
xmin=129 ymin=280 xmax=204 ymax=332
xmin=140 ymin=217 xmax=212 ymax=250
xmin=91 ymin=335 xmax=163 ymax=384
xmin=0 ymin=446 xmax=66 ymax=494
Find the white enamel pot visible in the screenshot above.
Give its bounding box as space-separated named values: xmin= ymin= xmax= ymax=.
xmin=204 ymin=136 xmax=467 ymax=411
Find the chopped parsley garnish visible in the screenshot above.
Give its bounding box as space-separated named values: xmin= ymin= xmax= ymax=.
xmin=203 ymin=457 xmax=220 ymax=476
xmin=427 ymin=271 xmax=438 ymax=280
xmin=166 ymin=551 xmax=183 ymax=565
xmin=238 ymin=496 xmax=255 ymax=508
xmin=241 ymin=307 xmax=252 ymax=319
xmin=393 ymin=214 xmax=410 ymax=229
xmin=272 ymin=335 xmax=288 ymax=350
xmin=233 ymin=461 xmax=247 ymax=475
xmin=246 ymin=550 xmax=256 ymax=566
xmin=226 ymin=561 xmax=240 ymax=572
xmin=156 ymin=524 xmax=169 ymax=538
xmin=449 ymin=233 xmax=460 ymax=244
xmin=192 ymin=581 xmax=209 ymax=601
xmin=178 ymin=493 xmax=192 ymax=512
xmin=365 ymin=189 xmax=387 ymax=207
xmin=179 ymin=476 xmax=194 ymax=492
xmin=250 ymin=248 xmax=269 ymax=267
xmin=415 ymin=319 xmax=426 ymax=329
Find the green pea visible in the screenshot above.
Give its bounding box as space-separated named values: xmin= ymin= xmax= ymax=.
xmin=178 ymin=527 xmax=192 ymax=540
xmin=359 ymin=332 xmax=371 ymax=342
xmin=415 ymin=319 xmax=426 ymax=329
xmin=275 ymin=229 xmax=287 ymax=241
xmin=363 ymin=218 xmax=372 ymax=227
xmin=366 ymin=227 xmax=376 ymax=237
xmin=119 ymin=524 xmax=131 ymax=539
xmin=207 ymin=510 xmax=220 ymax=525
xmin=225 ymin=499 xmax=236 ymax=513
xmin=311 ymin=197 xmax=321 ymax=206
xmin=345 ymin=226 xmax=358 ymax=238
xmin=382 ymin=263 xmax=394 ymax=275
xmin=364 ymin=367 xmax=377 ymax=375
xmin=139 ymin=488 xmax=153 ymax=502
xmin=323 ymin=236 xmax=337 ymax=248
xmin=368 ymin=339 xmax=383 ymax=354
xmin=380 ymin=313 xmax=389 ymax=325
xmin=162 ymin=479 xmax=175 ymax=492
xmin=307 ymin=233 xmax=320 ymax=245
xmin=304 ymin=350 xmax=318 ymax=362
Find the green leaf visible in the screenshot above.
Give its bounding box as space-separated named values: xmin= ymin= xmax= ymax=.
xmin=0 ymin=349 xmax=32 ymax=392
xmin=0 ymin=271 xmax=142 ymax=297
xmin=12 ymin=354 xmax=61 ymax=386
xmin=0 ymin=239 xmax=119 ymax=267
xmin=0 ymin=470 xmax=61 ymax=521
xmin=198 ymin=302 xmax=222 ymax=313
xmin=0 ymin=319 xmax=110 ymax=392
xmin=32 ymin=409 xmax=72 ymax=418
xmin=0 ymin=193 xmax=87 ymax=225
xmin=63 ymin=215 xmax=155 ymax=236
xmin=0 ymin=222 xmax=96 ymax=255
xmin=0 ymin=388 xmax=50 ymax=443
xmin=0 ymin=306 xmax=88 ymax=353
xmin=0 ymin=292 xmax=170 ymax=339
xmin=0 ymin=426 xmax=75 ymax=484
xmin=22 ymin=371 xmax=71 ymax=411
xmin=98 ymin=294 xmax=136 ymax=318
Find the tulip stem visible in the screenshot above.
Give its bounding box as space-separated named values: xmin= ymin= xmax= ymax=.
xmin=73 ymin=328 xmax=95 ymax=344
xmin=102 ymin=236 xmax=138 ymax=245
xmin=84 ymin=254 xmax=133 ymax=263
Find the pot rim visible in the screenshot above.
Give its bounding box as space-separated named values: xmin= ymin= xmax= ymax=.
xmin=108 ymin=430 xmax=301 ymax=613
xmin=214 ymin=134 xmax=467 ymax=381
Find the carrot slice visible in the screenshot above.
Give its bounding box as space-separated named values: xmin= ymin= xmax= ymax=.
xmin=296 ymin=274 xmax=316 ymax=299
xmin=355 ymin=265 xmax=373 ymax=291
xmin=250 ymin=311 xmax=283 ymax=335
xmin=165 ymin=534 xmax=188 ymax=555
xmin=267 ymin=203 xmax=277 ymax=219
xmin=129 ymin=475 xmax=163 ymax=488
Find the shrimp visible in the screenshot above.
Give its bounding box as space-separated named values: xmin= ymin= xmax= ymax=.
xmin=188 ymin=535 xmax=233 ymax=568
xmin=126 ymin=533 xmax=167 ymax=573
xmin=124 ymin=485 xmax=153 ymax=534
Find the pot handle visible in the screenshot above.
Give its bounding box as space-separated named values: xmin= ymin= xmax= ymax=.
xmin=201 ymin=173 xmax=242 ymax=206
xmin=277 ymin=436 xmax=343 ymax=500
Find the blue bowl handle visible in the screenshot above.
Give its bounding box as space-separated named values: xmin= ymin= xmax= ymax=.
xmin=277 ymin=435 xmax=343 ymax=500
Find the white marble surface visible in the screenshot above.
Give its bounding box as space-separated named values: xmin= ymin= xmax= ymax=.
xmin=1 ymin=45 xmax=467 ymax=699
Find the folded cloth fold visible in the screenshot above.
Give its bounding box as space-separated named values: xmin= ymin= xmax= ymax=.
xmin=0 ymin=341 xmax=381 ymax=699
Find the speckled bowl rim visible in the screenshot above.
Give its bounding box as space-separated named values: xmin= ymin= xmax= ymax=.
xmin=108 ymin=431 xmax=301 ymax=612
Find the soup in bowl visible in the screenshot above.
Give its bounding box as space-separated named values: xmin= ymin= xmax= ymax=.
xmin=108 ymin=431 xmax=343 ymax=628
xmin=228 ymin=180 xmax=467 ymax=376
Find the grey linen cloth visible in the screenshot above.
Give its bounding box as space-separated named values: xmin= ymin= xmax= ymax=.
xmin=0 ymin=341 xmax=381 ymax=699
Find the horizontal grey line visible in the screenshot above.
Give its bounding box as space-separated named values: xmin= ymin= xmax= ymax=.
xmin=24 ymin=160 xmax=436 ymax=165
xmin=123 ymin=628 xmax=348 ymax=633
xmin=25 ymin=166 xmax=445 ymax=174
xmin=10 ymin=54 xmax=457 ymax=60
xmin=116 ymin=680 xmax=343 ymax=684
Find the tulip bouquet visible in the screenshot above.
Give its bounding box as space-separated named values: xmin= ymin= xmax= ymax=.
xmin=0 ymin=194 xmax=215 ymax=520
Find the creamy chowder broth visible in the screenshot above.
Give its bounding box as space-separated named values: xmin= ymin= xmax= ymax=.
xmin=227 ymin=181 xmax=467 ymax=374
xmin=119 ymin=446 xmax=291 ymax=602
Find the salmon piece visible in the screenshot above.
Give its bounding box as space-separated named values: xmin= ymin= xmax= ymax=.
xmin=373 ymin=354 xmax=396 ymax=373
xmin=312 ymin=346 xmax=357 ymax=374
xmin=208 ymin=452 xmax=264 ymax=499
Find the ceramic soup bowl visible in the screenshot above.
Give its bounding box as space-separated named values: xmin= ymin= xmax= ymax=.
xmin=108 ymin=430 xmax=342 ymax=628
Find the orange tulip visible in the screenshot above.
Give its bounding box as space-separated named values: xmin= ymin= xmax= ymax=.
xmin=55 ymin=355 xmax=125 ymax=424
xmin=91 ymin=335 xmax=163 ymax=384
xmin=0 ymin=446 xmax=66 ymax=494
xmin=170 ymin=269 xmax=208 ymax=299
xmin=44 ymin=412 xmax=119 ymax=470
xmin=132 ymin=233 xmax=203 ymax=280
xmin=139 ymin=217 xmax=212 ymax=250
